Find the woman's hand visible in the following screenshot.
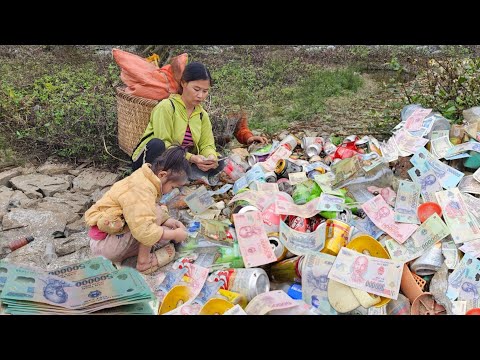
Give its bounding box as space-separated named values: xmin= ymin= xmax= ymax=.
xmin=247 ymin=135 xmax=268 ymax=145
xmin=191 ymin=154 xmax=218 ymax=171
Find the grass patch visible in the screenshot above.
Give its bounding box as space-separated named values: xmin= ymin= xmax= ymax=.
xmin=208 ymin=56 xmax=363 ymax=134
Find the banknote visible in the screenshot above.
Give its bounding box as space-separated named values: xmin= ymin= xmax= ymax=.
xmin=410 ymin=147 xmax=464 ymax=189
xmin=474 ymin=167 xmax=480 ymax=183
xmin=302 ymin=253 xmax=337 ymax=315
xmin=305 ymin=161 xmax=331 ymax=173
xmin=184 ymin=186 xmax=215 ymax=215
xmin=228 ymin=190 xmax=273 ymax=211
xmin=394 ymin=180 xmax=421 ymax=224
xmin=163 ymin=263 xmax=210 ymax=315
xmin=379 ymin=137 xmax=399 ymax=163
xmin=430 ymin=136 xmax=454 ymax=159
xmin=404 ymin=107 xmax=432 ymax=132
xmin=328 ymin=247 xmax=404 ymax=299
xmin=442 ymin=237 xmax=461 ymax=270
xmin=458 ymin=175 xmax=480 ymax=195
xmin=313 ymin=174 xmax=344 ymax=196
xmin=385 ymin=213 xmax=450 ymax=263
xmin=394 ymin=128 xmax=429 ymax=155
xmin=362 ymin=153 xmax=385 ymax=172
xmin=207 ymin=184 xmax=233 ymax=196
xmin=223 ymin=303 xmax=247 ymax=315
xmin=245 ymin=290 xmax=299 ymax=315
xmin=408 ymin=167 xmax=442 ymax=203
xmin=278 ymin=221 xmax=325 ymax=255
xmin=361 ymin=195 xmax=418 ymax=244
xmin=445 ymin=141 xmax=480 ymax=157
xmin=459 ymin=239 xmax=480 ymax=259
xmin=458 ymin=282 xmax=480 ymax=310
xmin=331 ymin=156 xmax=362 ymax=187
xmin=275 ymin=197 xmax=320 ymax=219
xmin=316 ymin=193 xmax=345 ymax=212
xmin=259 ymin=146 xmax=292 ymax=172
xmin=250 ymin=181 xmax=279 ymax=192
xmin=267 ymin=300 xmax=316 ymax=315
xmin=431 ymin=129 xmax=449 ymax=140
xmin=1 ymin=267 xmax=153 ymax=313
xmin=288 ymin=172 xmax=308 ymax=185
xmin=47 ymin=257 xmax=117 ymax=281
xmin=435 ymin=188 xmax=480 ymax=243
xmin=232 ymin=164 xmax=266 ymax=194
xmin=351 ymin=216 xmax=384 ymax=239
xmin=462 ymin=192 xmax=480 ymax=227
xmin=233 ymin=210 xmax=277 ymax=268
xmin=447 ymin=254 xmax=480 ymax=301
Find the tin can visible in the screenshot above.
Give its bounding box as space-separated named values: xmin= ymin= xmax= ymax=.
xmin=323 ymin=155 xmax=334 ymax=166
xmin=309 ymin=155 xmax=322 ymax=163
xmin=247 ymin=154 xmax=269 ymax=167
xmin=306 ymin=143 xmax=322 ymax=158
xmin=343 ymin=135 xmax=358 ymax=143
xmin=268 ymin=232 xmax=288 ymax=261
xmin=264 ymin=171 xmax=277 ymax=183
xmin=321 ymin=219 xmax=350 ymax=256
xmin=280 ymin=135 xmax=300 ymax=151
xmin=277 ymin=178 xmax=294 ymax=195
xmin=323 ymin=141 xmax=338 ymax=156
xmin=308 ymin=215 xmax=324 ymax=232
xmin=209 ymin=268 xmax=270 ymax=301
xmin=269 ymin=256 xmax=305 ymax=283
xmin=217 ymin=289 xmax=248 ymax=308
xmin=355 ymin=136 xmax=370 ymax=153
xmin=238 ymin=205 xmax=259 ymax=214
xmin=230 ymin=204 xmax=258 ymax=224
xmin=275 ymin=159 xmax=303 ymax=179
xmin=288 ymin=215 xmax=309 ymax=232
xmin=307 ymin=170 xmax=324 ymax=180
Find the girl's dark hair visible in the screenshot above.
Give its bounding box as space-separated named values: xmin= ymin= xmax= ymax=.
xmin=151 ymin=146 xmax=191 ymax=180
xmin=181 ymin=62 xmax=213 ymax=86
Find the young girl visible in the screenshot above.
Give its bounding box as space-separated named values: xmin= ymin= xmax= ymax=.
xmin=84 ymin=146 xmax=190 ymax=274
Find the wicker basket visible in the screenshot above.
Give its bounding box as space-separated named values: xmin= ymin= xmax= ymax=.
xmin=116 ymin=87 xmax=159 ymax=156
xmin=116 ymin=87 xmax=237 ymax=155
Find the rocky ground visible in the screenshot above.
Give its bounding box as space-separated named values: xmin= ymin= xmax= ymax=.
xmin=0 ymin=160 xmax=120 ymax=270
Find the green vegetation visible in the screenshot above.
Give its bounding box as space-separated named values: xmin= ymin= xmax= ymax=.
xmin=1 ymin=45 xmax=477 ymax=168
xmin=208 ymin=58 xmax=363 ymax=134
xmin=0 ymin=47 xmax=122 ymax=166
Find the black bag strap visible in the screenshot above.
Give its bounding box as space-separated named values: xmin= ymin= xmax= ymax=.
xmin=169 ymin=99 xmax=175 ymax=112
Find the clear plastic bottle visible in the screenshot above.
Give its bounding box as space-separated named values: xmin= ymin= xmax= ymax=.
xmin=336 ymin=163 xmax=395 ymax=203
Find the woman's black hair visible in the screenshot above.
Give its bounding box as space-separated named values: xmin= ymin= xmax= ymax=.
xmin=181 ymin=62 xmax=213 ymax=86
xmin=151 ymin=146 xmax=191 ymax=180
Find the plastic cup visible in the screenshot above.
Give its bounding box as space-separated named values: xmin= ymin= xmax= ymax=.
xmin=417 ymin=202 xmax=442 ymax=223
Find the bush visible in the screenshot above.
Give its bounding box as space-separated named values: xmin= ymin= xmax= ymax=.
xmin=402 ymin=58 xmax=480 ymax=123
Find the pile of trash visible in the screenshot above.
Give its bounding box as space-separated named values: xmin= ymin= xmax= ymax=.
xmin=2 ymin=104 xmax=480 ymax=315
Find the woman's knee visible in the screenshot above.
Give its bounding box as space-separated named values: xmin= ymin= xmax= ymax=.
xmin=147 ymin=138 xmax=166 ymax=153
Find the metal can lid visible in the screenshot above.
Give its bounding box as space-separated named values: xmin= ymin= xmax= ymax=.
xmin=255 ymin=272 xmax=270 ymax=296
xmin=295 ymin=256 xmax=305 ymax=278
xmin=274 ymin=159 xmax=286 ymax=174
xmin=355 ymin=136 xmax=369 ymax=146
xmin=306 ymin=143 xmax=322 ymax=157
xmin=238 ymin=205 xmax=259 ymax=214
xmin=247 ymin=155 xmax=257 ymax=167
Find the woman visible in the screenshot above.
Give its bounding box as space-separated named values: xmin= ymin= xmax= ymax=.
xmin=132 ymin=62 xmax=221 ymax=179
xmin=131 ymin=62 xmax=267 ymax=183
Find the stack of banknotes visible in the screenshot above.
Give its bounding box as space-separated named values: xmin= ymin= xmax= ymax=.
xmin=0 ymin=257 xmax=155 ymax=315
